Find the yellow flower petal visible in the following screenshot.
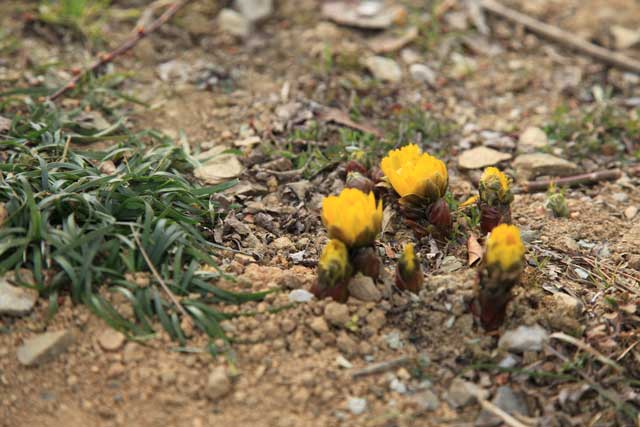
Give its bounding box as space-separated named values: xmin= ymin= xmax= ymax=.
xmin=485 ymin=224 xmax=525 ymax=271
xmin=380 ymin=144 xmax=448 ymax=201
xmin=322 ymin=188 xmax=383 ymax=248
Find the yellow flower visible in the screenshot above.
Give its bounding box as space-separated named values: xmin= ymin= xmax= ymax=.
xmin=485 ymin=224 xmax=525 ymax=271
xmin=317 ymin=239 xmax=352 ymax=288
xmin=380 ymin=144 xmax=448 ymax=201
xmin=322 ymin=188 xmax=383 ymax=248
xmin=479 ymin=167 xmax=512 ymax=205
xmin=396 ymin=243 xmax=423 ymax=293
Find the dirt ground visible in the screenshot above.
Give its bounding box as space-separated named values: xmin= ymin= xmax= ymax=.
xmin=1 ymin=0 xmax=640 ymax=426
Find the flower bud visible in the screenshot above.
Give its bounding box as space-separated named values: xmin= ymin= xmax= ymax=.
xmin=312 ymin=239 xmax=352 ymax=302
xmin=479 ymin=204 xmax=512 ymax=235
xmin=350 ymin=246 xmax=381 ymax=281
xmin=546 ymin=192 xmax=569 ymax=218
xmin=475 ymin=224 xmax=525 ymax=331
xmin=345 ymin=160 xmax=368 ymax=176
xmin=427 ymin=198 xmax=452 ymax=235
xmin=395 ymin=243 xmax=423 ymax=293
xmin=345 ymin=171 xmax=374 ymax=194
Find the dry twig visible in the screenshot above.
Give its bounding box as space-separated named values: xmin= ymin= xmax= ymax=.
xmin=475 ymin=396 xmax=533 ymax=427
xmin=351 ymin=356 xmax=412 ymax=378
xmin=518 ymin=166 xmax=640 ymax=193
xmin=480 ymin=0 xmax=640 ymax=73
xmin=48 ymin=0 xmax=195 ymax=101
xmin=550 ymin=332 xmax=625 ymax=372
xmin=130 ymin=225 xmax=190 ymax=318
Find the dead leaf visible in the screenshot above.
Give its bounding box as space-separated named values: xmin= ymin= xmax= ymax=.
xmin=0 ymin=203 xmax=7 ymax=228
xmin=194 ymin=154 xmax=243 ymax=184
xmin=368 ymin=26 xmax=418 ymax=54
xmin=316 ymin=107 xmax=383 ymax=138
xmin=322 ymin=2 xmax=406 ymax=30
xmin=0 ymin=115 xmax=11 ymax=134
xmin=467 ymin=233 xmax=483 ymax=266
xmin=234 ymin=136 xmax=261 ymax=147
xmin=381 ymin=205 xmax=395 ymax=234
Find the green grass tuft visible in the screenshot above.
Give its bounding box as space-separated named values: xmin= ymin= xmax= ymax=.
xmin=0 ymin=101 xmax=266 ymax=352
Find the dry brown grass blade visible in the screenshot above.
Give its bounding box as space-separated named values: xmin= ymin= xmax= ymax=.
xmin=130 ymin=225 xmax=190 ymax=319
xmin=550 ymin=332 xmax=625 ymax=372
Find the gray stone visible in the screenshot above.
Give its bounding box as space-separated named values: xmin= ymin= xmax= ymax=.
xmin=518 ymin=126 xmax=548 ymax=151
xmin=446 ymin=378 xmax=488 ymax=408
xmin=348 ymin=274 xmax=382 ymax=302
xmin=97 ymin=329 xmax=126 ymax=352
xmin=625 ymin=206 xmax=638 ymax=220
xmin=613 ymin=192 xmax=629 ymax=203
xmin=458 ymin=146 xmax=511 ymax=169
xmin=347 ymin=397 xmax=367 ymax=415
xmin=409 ymin=63 xmax=437 ymax=86
xmin=324 ymin=302 xmax=350 ymax=326
xmin=218 ymin=8 xmax=251 ymax=37
xmin=0 ymin=271 xmax=38 ymax=316
xmin=412 ymin=389 xmax=440 ymax=411
xmin=513 ymin=153 xmax=578 ymax=180
xmin=233 ymin=0 xmax=273 ymax=22
xmin=17 ymin=330 xmax=74 ymax=366
xmin=611 ymin=25 xmax=640 ymax=50
xmin=552 ymin=293 xmax=583 ymax=317
xmin=288 ymin=289 xmax=314 ymax=303
xmin=207 ymin=367 xmax=232 ymax=400
xmin=363 ymin=56 xmax=402 ymax=83
xmin=475 ymin=386 xmax=529 ymax=427
xmin=498 ymin=324 xmax=549 ymax=352
xmin=272 ymin=236 xmax=294 ymax=250
xmin=384 ymin=331 xmax=404 ymax=350
xmin=390 ymin=377 xmax=407 ymax=394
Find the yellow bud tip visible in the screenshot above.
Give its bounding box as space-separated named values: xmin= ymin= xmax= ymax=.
xmin=380 ymin=144 xmax=448 ymax=200
xmin=321 ymin=188 xmax=383 ymax=248
xmin=480 ymin=167 xmax=510 ymax=191
xmin=318 ymin=239 xmax=351 ymax=285
xmin=485 ymin=224 xmax=525 ymax=271
xmin=402 ymin=243 xmax=416 ymax=272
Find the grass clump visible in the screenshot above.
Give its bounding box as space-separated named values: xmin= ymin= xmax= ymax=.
xmin=0 ymin=101 xmax=266 ymax=352
xmin=545 ymin=101 xmax=640 ymax=161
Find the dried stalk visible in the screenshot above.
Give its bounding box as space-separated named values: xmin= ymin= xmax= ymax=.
xmin=130 ymin=225 xmax=189 ymax=318
xmin=480 ymin=0 xmax=640 ymax=73
xmin=518 ymin=166 xmax=640 ymax=193
xmin=550 ymin=332 xmax=625 ymax=372
xmin=476 ymin=396 xmax=533 ymax=427
xmin=351 ymin=356 xmax=412 ymax=378
xmin=48 ymin=0 xmax=196 ymax=101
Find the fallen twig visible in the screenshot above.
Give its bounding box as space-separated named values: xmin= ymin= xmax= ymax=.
xmin=475 ymin=396 xmax=533 ymax=427
xmin=546 ymin=345 xmax=639 ymax=420
xmin=550 ymin=332 xmax=625 ymax=372
xmin=518 ymin=166 xmax=640 ymax=193
xmin=480 ymin=0 xmax=640 ymax=74
xmin=130 ymin=225 xmax=190 ymax=319
xmin=351 ymin=355 xmax=412 ymax=378
xmin=48 ymin=0 xmax=195 ymax=101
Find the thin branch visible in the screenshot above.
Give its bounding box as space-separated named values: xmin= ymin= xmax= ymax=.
xmin=130 ymin=225 xmax=190 ymax=318
xmin=518 ymin=166 xmax=640 ymax=193
xmin=48 ymin=0 xmax=196 ymax=101
xmin=550 ymin=332 xmax=625 ymax=372
xmin=475 ymin=397 xmax=533 ymax=427
xmin=480 ymin=0 xmax=640 ymax=73
xmin=351 ymin=356 xmax=412 ymax=378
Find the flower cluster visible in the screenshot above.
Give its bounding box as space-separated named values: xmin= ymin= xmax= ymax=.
xmin=380 ymin=144 xmax=451 ymax=235
xmin=313 ymin=188 xmax=383 ymax=301
xmin=478 ymin=167 xmax=513 ymax=234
